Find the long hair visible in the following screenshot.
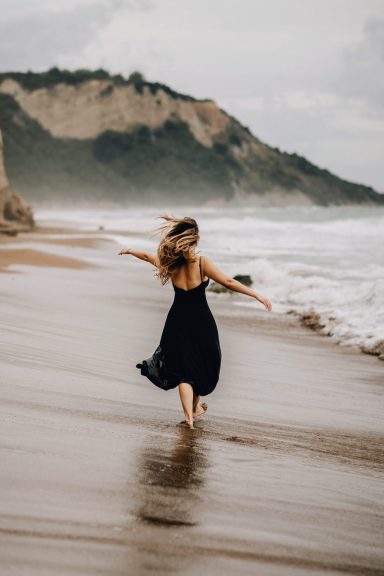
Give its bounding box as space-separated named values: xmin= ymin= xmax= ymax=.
xmin=151 ymin=214 xmax=200 ymax=285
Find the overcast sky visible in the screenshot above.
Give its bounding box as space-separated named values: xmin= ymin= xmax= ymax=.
xmin=0 ymin=0 xmax=383 ymax=191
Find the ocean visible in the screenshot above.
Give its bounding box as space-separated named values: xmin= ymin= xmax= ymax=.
xmin=36 ymin=204 xmax=384 ymax=355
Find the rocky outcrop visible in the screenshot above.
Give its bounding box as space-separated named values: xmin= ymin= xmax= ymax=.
xmin=0 ymin=128 xmax=34 ymax=234
xmin=0 ymin=68 xmax=383 ymax=206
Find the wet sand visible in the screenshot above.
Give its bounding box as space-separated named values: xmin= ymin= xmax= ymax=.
xmin=0 ymin=247 xmax=94 ymax=272
xmin=1 ymin=228 xmax=383 ymax=575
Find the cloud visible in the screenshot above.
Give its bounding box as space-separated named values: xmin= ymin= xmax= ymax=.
xmin=272 ymin=91 xmax=339 ymax=111
xmin=0 ymin=0 xmax=151 ymax=71
xmin=333 ymin=17 xmax=384 ymax=109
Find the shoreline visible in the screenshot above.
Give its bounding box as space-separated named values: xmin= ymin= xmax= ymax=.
xmin=1 ymin=224 xmax=382 ymax=362
xmin=0 ymin=221 xmax=382 ymax=427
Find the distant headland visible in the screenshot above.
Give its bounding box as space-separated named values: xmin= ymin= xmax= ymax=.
xmin=0 ymin=67 xmax=382 ymax=207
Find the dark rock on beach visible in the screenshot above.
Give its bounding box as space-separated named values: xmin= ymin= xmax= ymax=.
xmin=361 ymin=340 xmax=384 ymax=361
xmin=208 ymin=274 xmax=253 ymax=293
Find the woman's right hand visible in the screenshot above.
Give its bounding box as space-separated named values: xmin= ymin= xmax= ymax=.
xmin=118 ymin=247 xmax=131 ymax=255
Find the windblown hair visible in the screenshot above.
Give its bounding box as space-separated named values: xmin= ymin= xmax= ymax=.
xmin=151 ymin=214 xmax=200 ymax=285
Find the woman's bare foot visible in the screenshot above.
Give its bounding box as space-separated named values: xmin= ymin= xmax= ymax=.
xmin=185 ymin=417 xmax=194 ymax=429
xmin=193 ymin=402 xmax=208 ymax=419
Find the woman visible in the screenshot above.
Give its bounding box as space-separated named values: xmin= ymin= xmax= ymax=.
xmin=118 ymin=214 xmax=272 ymax=429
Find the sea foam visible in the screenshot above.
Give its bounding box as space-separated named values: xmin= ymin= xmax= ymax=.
xmin=36 ymin=205 xmax=384 ymax=356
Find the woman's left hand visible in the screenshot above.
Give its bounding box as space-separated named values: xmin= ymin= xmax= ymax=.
xmin=258 ymin=295 xmax=272 ymax=311
xmin=118 ymin=247 xmax=131 ymax=255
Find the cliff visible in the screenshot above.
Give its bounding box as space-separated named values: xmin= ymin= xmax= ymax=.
xmin=0 ymin=68 xmax=382 ymax=206
xmin=0 ymin=127 xmax=34 ymax=234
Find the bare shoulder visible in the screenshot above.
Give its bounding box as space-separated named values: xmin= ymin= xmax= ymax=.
xmin=200 ymin=254 xmax=218 ymax=276
xmin=200 ymin=254 xmax=215 ymax=268
xmin=200 ymin=254 xmax=230 ymax=285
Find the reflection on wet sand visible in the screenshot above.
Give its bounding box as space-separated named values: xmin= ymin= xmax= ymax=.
xmin=134 ymin=424 xmax=208 ymax=529
xmin=127 ymin=424 xmax=209 ymax=574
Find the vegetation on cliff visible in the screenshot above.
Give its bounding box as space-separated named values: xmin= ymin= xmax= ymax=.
xmin=0 ymin=94 xmax=234 ymax=202
xmin=0 ymin=67 xmax=197 ymax=102
xmin=0 ymin=69 xmax=382 ymax=206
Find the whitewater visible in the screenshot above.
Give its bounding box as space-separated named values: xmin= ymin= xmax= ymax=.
xmin=36 ymin=204 xmax=384 ymax=355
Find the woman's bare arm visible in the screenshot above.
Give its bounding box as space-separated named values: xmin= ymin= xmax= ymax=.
xmin=202 ymin=255 xmax=272 ymax=311
xmin=118 ymin=247 xmax=159 ymax=267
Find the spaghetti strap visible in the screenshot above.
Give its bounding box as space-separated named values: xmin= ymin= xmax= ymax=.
xmin=199 ymin=255 xmax=203 ymax=282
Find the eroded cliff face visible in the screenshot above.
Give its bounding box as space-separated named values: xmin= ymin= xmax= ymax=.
xmin=0 ymin=78 xmax=230 ymax=147
xmin=0 ymin=128 xmax=34 ymax=233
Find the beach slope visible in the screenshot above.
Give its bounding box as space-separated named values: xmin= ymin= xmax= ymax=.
xmin=0 ymin=229 xmax=383 ymax=575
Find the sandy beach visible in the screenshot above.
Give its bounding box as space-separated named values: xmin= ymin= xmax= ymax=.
xmin=1 ymin=227 xmax=383 ymax=575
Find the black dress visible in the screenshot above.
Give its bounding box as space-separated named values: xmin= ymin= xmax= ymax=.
xmin=136 ymin=256 xmax=221 ymax=396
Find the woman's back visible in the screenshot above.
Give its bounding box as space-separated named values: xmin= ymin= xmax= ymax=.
xmin=171 ymin=255 xmax=207 ymax=291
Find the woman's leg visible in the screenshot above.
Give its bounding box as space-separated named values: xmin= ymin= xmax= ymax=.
xmin=178 ymin=383 xmax=194 ymax=428
xmin=193 ymin=392 xmax=200 ymax=412
xmin=193 ymin=391 xmax=208 ymax=417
